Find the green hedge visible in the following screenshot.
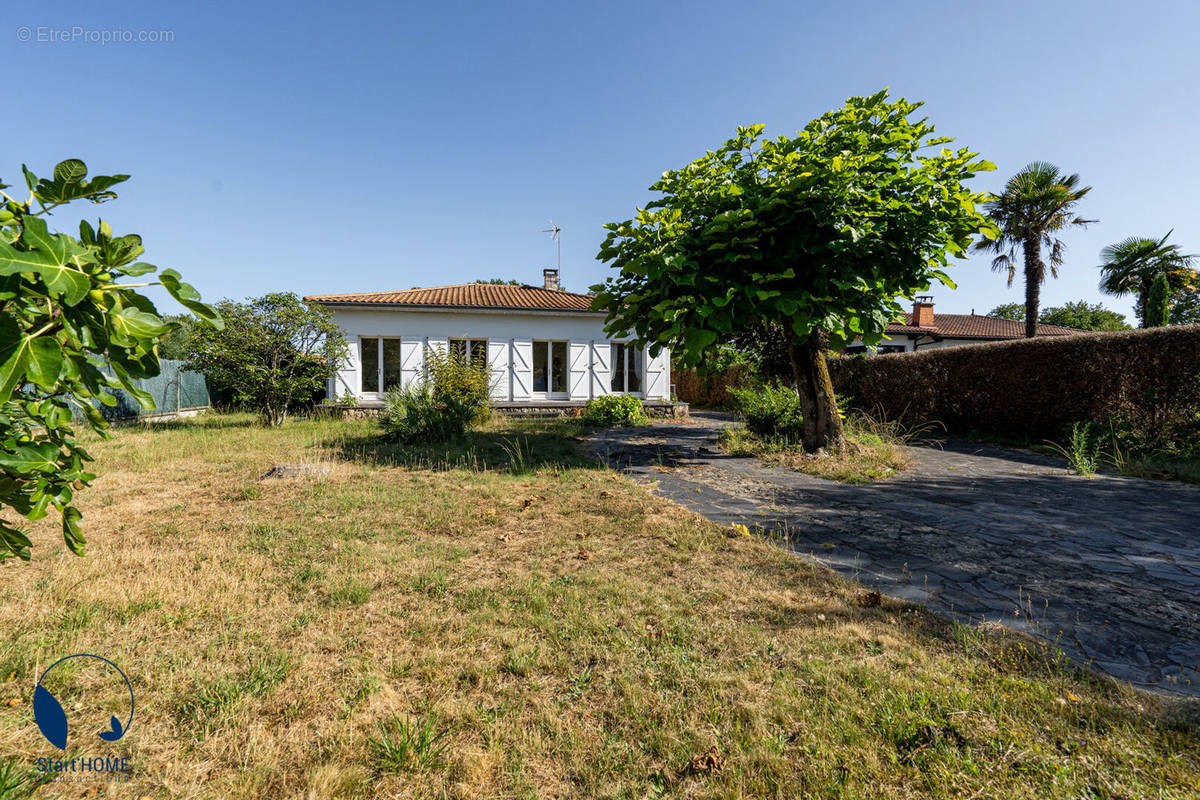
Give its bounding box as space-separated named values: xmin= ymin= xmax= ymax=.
xmin=828 ymin=326 xmax=1200 ymax=441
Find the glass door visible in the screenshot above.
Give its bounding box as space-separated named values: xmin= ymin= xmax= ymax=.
xmin=360 ymin=337 xmax=403 ymax=399
xmin=609 ymin=343 xmax=643 ymax=395
xmin=532 ymin=340 xmax=568 ymax=398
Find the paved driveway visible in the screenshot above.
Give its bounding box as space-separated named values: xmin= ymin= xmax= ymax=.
xmin=587 ymin=412 xmax=1200 ymax=696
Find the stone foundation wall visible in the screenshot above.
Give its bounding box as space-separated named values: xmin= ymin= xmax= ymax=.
xmin=317 ymin=401 xmax=689 ymax=421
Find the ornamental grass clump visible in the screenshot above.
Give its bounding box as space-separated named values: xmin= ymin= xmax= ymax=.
xmin=380 ymin=349 xmax=491 ymax=442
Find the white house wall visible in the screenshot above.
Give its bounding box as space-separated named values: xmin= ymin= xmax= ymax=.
xmin=329 ymin=308 xmax=671 ymax=402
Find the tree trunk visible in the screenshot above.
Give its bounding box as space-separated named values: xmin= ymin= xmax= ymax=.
xmin=1136 ymin=278 xmax=1152 ymax=328
xmin=1023 ymin=236 xmax=1043 ymax=338
xmin=788 ymin=332 xmax=844 ymax=453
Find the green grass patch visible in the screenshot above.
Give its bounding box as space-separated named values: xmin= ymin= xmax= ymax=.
xmin=719 ymin=414 xmax=910 ymax=483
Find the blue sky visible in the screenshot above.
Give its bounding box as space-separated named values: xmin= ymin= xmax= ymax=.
xmin=6 ymin=0 xmax=1198 ymax=322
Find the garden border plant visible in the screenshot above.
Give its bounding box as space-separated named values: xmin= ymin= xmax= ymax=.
xmin=580 ymin=394 xmax=645 ymax=427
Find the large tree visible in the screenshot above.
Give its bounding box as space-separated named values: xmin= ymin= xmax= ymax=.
xmin=975 ymin=162 xmax=1093 ymax=338
xmin=187 ymin=293 xmax=347 ymax=426
xmin=1098 ymin=231 xmax=1197 ymax=326
xmin=987 ymin=301 xmax=1130 ymax=331
xmin=592 ymin=91 xmax=995 ymax=452
xmin=1169 ymin=285 xmax=1200 ymax=325
xmin=0 ymin=159 xmax=220 ymax=559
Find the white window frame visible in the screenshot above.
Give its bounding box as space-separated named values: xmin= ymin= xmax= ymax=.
xmin=448 ymin=337 xmax=489 ymax=367
xmin=532 ymin=339 xmax=569 ymax=399
xmin=609 ymin=342 xmax=644 ymax=396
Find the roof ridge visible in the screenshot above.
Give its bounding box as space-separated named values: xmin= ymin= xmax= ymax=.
xmin=308 ymin=282 xmax=594 ymax=299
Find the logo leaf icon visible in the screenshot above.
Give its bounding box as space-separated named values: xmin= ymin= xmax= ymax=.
xmin=99 ymin=714 xmax=123 ymax=741
xmin=33 ymin=685 xmax=68 ymax=749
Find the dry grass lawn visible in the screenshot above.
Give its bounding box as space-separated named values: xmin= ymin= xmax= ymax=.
xmin=0 ymin=413 xmax=1196 ymax=799
xmin=719 ymin=416 xmax=911 ymax=483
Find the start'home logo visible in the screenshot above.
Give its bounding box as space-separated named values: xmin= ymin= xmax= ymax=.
xmin=32 ymin=654 xmax=134 ymax=784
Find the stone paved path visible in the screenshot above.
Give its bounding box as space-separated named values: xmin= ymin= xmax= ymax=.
xmin=586 ymin=412 xmax=1200 ymax=696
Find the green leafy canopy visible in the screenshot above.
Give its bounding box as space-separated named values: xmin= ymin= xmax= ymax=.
xmin=185 ymin=293 xmax=347 ymax=427
xmin=0 ymin=159 xmax=221 ymax=560
xmin=590 ymin=89 xmax=998 ymax=365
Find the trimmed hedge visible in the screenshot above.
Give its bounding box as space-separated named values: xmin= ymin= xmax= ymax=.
xmin=829 ymin=326 xmax=1200 ymax=441
xmin=674 ymin=363 xmax=752 ymax=407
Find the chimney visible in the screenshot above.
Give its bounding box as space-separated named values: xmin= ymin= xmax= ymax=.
xmin=543 ymin=268 xmax=559 ymax=291
xmin=912 ymin=295 xmax=935 ymax=327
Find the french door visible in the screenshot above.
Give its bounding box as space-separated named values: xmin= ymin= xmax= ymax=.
xmin=610 ymin=342 xmax=643 ymax=395
xmin=359 ymin=337 xmax=402 ymax=397
xmin=532 ymin=340 xmax=568 ymax=398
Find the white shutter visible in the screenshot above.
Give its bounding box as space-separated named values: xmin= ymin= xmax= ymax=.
xmin=644 ymin=347 xmax=669 ymax=399
xmin=568 ymin=341 xmax=588 ymax=400
xmin=487 ymin=339 xmax=510 ymax=400
xmin=425 ymin=336 xmax=448 ymax=356
xmin=342 ymin=336 xmax=361 ymax=399
xmin=589 ymin=341 xmax=611 ymax=397
xmin=400 ymin=337 xmax=424 ymax=387
xmin=511 ymin=338 xmax=533 ymax=400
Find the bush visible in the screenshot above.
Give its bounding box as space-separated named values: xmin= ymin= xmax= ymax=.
xmin=730 ymin=382 xmax=806 ymax=441
xmin=381 ymin=384 xmax=476 ymax=443
xmin=581 ymin=394 xmax=645 ymax=427
xmin=828 ymin=326 xmax=1200 ymax=452
xmin=380 ymin=349 xmax=492 ymax=442
xmin=424 ymin=348 xmax=492 ymax=424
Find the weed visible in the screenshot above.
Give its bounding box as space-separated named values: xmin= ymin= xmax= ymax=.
xmin=1047 ymin=422 xmax=1104 ymax=476
xmin=327 ymin=578 xmax=372 ymax=607
xmin=368 ymin=712 xmax=452 ymax=773
xmin=0 ymin=758 xmax=48 ymax=800
xmin=498 ymin=436 xmax=534 ymax=475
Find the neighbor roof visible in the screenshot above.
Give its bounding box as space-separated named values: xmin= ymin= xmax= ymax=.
xmin=304 ymin=283 xmax=597 ymax=313
xmin=886 ymin=313 xmax=1078 ymax=340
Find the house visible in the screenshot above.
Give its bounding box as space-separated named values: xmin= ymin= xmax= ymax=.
xmin=843 ymin=296 xmax=1079 ymax=354
xmin=304 ymin=269 xmax=675 ymax=410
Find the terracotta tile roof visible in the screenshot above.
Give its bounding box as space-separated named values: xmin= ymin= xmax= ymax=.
xmin=304 ymin=283 xmax=598 ymax=312
xmin=886 ymin=313 xmax=1078 ymax=339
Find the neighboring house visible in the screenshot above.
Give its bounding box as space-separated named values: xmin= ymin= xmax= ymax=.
xmin=844 ymin=296 xmax=1079 ymax=354
xmin=304 ymin=269 xmax=672 ymax=405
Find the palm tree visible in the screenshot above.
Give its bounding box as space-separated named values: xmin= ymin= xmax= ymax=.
xmin=975 ymin=162 xmax=1093 ymax=338
xmin=1097 ymin=231 xmax=1197 ymax=326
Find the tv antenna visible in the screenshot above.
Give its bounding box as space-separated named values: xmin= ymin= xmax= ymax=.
xmin=542 ymin=220 xmax=561 ymax=270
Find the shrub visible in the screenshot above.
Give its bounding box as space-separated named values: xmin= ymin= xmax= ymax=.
xmin=829 ymin=326 xmax=1200 ymax=451
xmin=581 ymin=394 xmax=645 ymax=427
xmin=424 ymin=348 xmax=492 ymax=424
xmin=730 ymin=382 xmax=806 ymax=441
xmin=379 ymin=348 xmax=492 ymax=442
xmin=381 ymin=384 xmax=476 ymax=443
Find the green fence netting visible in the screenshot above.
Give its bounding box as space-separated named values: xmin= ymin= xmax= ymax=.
xmin=90 ymin=359 xmax=211 ymax=421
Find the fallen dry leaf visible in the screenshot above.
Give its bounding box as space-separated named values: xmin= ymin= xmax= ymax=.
xmin=688 ymin=746 xmax=726 ymax=774
xmin=856 ymin=590 xmax=882 ymax=608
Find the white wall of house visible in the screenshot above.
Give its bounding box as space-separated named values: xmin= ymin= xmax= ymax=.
xmin=844 ymin=335 xmax=1004 ymax=354
xmin=326 ymin=306 xmax=671 ymax=402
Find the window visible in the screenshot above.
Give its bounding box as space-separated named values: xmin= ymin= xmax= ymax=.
xmin=610 ymin=343 xmax=642 ymax=394
xmin=532 ymin=340 xmax=567 ymax=395
xmin=449 ymin=338 xmax=488 ymax=367
xmin=361 ymin=337 xmax=379 ymax=393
